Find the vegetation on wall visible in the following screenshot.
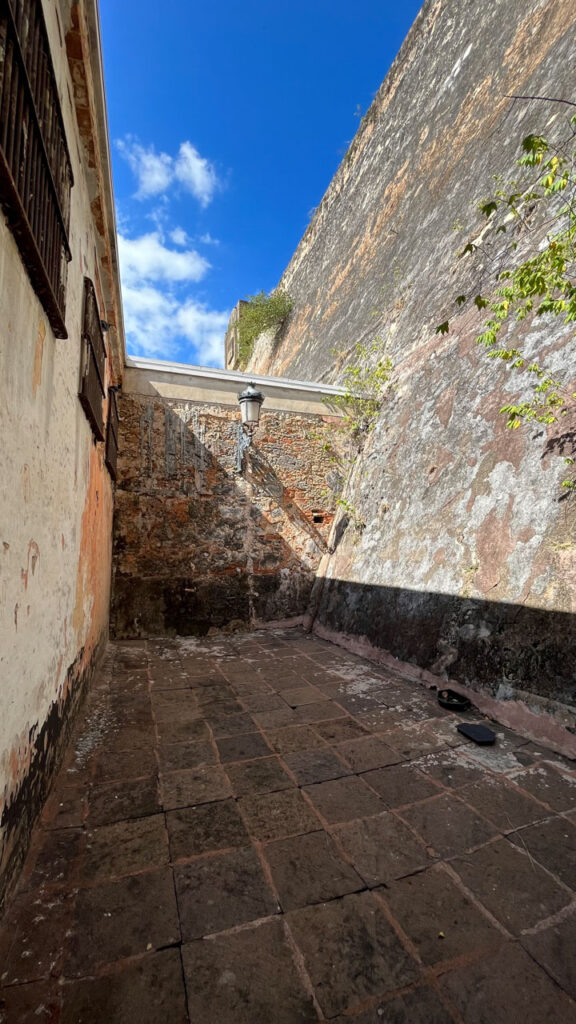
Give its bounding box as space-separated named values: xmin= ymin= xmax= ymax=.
xmin=322 ymin=339 xmax=394 ymax=536
xmin=327 ymin=339 xmax=393 ymax=435
xmin=237 ymin=290 xmax=293 ymax=369
xmin=436 ymin=101 xmax=576 ymax=488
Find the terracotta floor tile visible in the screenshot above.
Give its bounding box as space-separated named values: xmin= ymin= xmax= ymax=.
xmin=293 ymin=701 xmax=348 ymax=724
xmin=264 ymin=830 xmax=364 ymax=909
xmin=286 ymin=892 xmax=419 ymax=1018
xmin=155 ymin=717 xmax=209 ymax=744
xmin=225 ymin=756 xmax=295 ymax=797
xmin=382 ymin=865 xmax=502 ymax=965
xmin=167 ymin=799 xmax=249 ymax=859
xmin=252 ymin=707 xmax=297 ymax=729
xmin=93 ymin=747 xmax=157 ymax=785
xmin=362 ymin=762 xmax=442 ymax=806
xmin=216 ymin=732 xmax=272 ymax=763
xmin=240 ymin=693 xmax=286 ymax=713
xmin=333 ymin=812 xmax=431 ymax=885
xmin=400 ymin=793 xmax=497 ymax=858
xmin=0 ymin=980 xmax=61 ymax=1023
xmin=282 ymin=748 xmax=351 ymax=785
xmin=64 ymin=869 xmax=179 ymax=976
xmin=20 ymin=828 xmax=84 ymax=890
xmin=239 ymin=788 xmax=320 ymax=842
xmin=410 ymin=750 xmax=486 ymax=789
xmin=161 ymin=765 xmax=232 ymax=809
xmin=87 ymin=777 xmax=161 ymax=826
xmin=303 ymin=776 xmax=384 ymax=824
xmin=335 ymin=736 xmax=405 ymax=772
xmin=458 ymin=775 xmax=547 ymax=832
xmin=315 ymin=718 xmax=368 ymax=744
xmin=157 ymin=738 xmax=217 ymax=771
xmin=439 ymin=943 xmax=576 ymax=1024
xmin=41 ymin=787 xmax=86 ymax=830
xmin=182 ymin=918 xmax=318 ymax=1023
xmin=175 ymin=848 xmax=279 ymax=940
xmin=508 ymin=816 xmax=576 ymax=889
xmin=267 ymin=725 xmax=327 ymax=754
xmin=0 ymin=889 xmax=74 ymax=985
xmin=452 ymin=837 xmax=572 ymax=933
xmin=521 ymin=905 xmax=576 ymax=1000
xmin=60 ymin=949 xmax=187 ymax=1024
xmin=513 ymin=763 xmax=576 ymax=812
xmin=330 ymin=985 xmax=455 ymax=1023
xmin=82 ymin=815 xmax=169 ymax=881
xmin=283 ymin=686 xmax=330 ymax=707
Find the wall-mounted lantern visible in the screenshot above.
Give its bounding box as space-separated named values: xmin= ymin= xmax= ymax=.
xmin=237 ymin=382 xmax=264 ymax=472
xmin=238 ymin=383 xmax=264 ymax=428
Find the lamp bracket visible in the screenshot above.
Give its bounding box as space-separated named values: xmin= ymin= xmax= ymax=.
xmin=236 ymin=423 xmax=253 ymax=473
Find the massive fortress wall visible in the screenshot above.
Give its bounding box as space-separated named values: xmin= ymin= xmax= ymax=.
xmin=247 ymin=0 xmax=576 ymax=728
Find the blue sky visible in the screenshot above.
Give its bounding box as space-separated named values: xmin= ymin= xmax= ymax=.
xmin=99 ymin=0 xmax=423 ymax=367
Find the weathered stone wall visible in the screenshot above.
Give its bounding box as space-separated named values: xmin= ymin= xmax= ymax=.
xmin=111 ymin=392 xmax=344 ymax=637
xmin=0 ymin=1 xmax=124 ymax=904
xmin=247 ymin=0 xmax=576 ymax=726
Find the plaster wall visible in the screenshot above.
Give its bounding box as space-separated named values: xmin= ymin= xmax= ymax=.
xmin=246 ymin=0 xmax=576 ymax=735
xmin=111 ymin=381 xmax=345 ymax=638
xmin=0 ymin=0 xmax=123 ymax=902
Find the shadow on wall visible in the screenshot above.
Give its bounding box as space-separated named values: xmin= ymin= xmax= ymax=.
xmin=110 ymin=402 xmax=334 ymax=639
xmin=308 ymin=576 xmax=576 ymax=712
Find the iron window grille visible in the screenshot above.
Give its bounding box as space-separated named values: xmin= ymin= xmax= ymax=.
xmin=79 ymin=277 xmax=106 ymax=441
xmin=105 ymin=386 xmax=119 ymax=481
xmin=0 ymin=0 xmax=73 ymax=338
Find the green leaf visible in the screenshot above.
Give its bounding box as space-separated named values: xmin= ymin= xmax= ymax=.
xmin=435 ymin=321 xmax=450 ymax=336
xmin=480 ymin=201 xmax=498 ymax=217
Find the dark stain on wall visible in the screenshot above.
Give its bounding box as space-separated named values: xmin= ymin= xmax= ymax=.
xmin=0 ymin=644 xmax=100 ymax=909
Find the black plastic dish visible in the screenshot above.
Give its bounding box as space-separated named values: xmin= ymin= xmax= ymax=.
xmin=437 ymin=688 xmax=471 ymax=712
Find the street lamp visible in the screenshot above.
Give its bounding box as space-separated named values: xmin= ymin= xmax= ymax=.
xmin=238 ymin=383 xmax=264 ymax=428
xmin=237 ymin=383 xmax=264 ymax=471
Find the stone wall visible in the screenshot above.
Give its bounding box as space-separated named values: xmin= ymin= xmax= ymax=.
xmin=246 ymin=0 xmax=576 ymax=730
xmin=111 ymin=391 xmax=344 ymax=637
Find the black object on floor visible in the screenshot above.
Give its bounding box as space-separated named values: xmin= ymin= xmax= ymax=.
xmin=457 ymin=723 xmax=496 ymax=745
xmin=438 ymin=689 xmax=471 ymax=712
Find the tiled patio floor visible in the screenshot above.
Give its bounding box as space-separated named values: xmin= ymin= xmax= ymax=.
xmin=1 ymin=628 xmax=576 ymax=1023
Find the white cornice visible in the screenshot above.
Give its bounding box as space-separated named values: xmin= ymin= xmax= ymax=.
xmin=125 ymin=355 xmax=347 ymax=397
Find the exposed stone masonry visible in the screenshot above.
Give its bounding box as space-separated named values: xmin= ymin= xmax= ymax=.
xmin=111 ymin=394 xmax=344 ymax=638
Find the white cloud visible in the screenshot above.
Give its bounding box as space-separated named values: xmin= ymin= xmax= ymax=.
xmin=121 ymin=283 xmax=229 ymax=366
xmin=176 ymin=302 xmax=230 ymax=365
xmin=118 ymin=232 xmax=209 ymax=287
xmin=117 ymin=138 xmax=172 ymax=199
xmin=174 ymin=142 xmax=219 ymax=207
xmin=117 ymin=136 xmax=220 ymax=206
xmin=118 ymin=229 xmax=228 ymax=365
xmin=170 ymin=226 xmax=189 ymax=246
xmin=198 ymin=232 xmax=220 ymax=246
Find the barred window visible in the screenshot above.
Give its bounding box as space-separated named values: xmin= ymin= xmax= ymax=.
xmin=0 ymin=0 xmax=73 ymax=338
xmin=79 ymin=277 xmax=106 ymax=441
xmin=105 ymin=387 xmax=119 ymax=481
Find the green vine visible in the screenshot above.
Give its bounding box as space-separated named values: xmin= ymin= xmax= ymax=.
xmin=327 ymin=339 xmax=393 ymax=435
xmin=237 ymin=290 xmax=293 ymax=369
xmin=320 ymin=338 xmax=393 ymax=540
xmin=436 ymin=108 xmax=576 ymax=490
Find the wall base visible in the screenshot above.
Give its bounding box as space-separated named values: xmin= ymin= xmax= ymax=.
xmin=310 ymin=621 xmax=576 ymax=760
